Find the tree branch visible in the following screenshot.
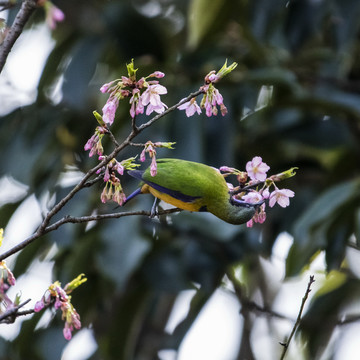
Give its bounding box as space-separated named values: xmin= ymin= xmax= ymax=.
xmin=0 ymin=298 xmax=31 ymax=323
xmin=279 ymin=275 xmax=315 ymax=360
xmin=137 ymin=89 xmax=204 ymax=132
xmin=0 ymin=208 xmax=182 ymax=261
xmin=0 ymin=89 xmax=203 ymax=260
xmin=0 ymin=0 xmax=38 ymax=73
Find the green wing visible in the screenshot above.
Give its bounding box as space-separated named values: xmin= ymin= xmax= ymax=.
xmin=142 ymin=158 xmax=228 ymax=199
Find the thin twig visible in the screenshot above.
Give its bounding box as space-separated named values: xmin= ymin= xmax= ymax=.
xmin=137 ymin=89 xmax=204 ymax=132
xmin=337 ymin=313 xmax=360 ymax=326
xmin=0 ymin=0 xmax=38 ymax=73
xmin=106 ymin=126 xmax=120 ymax=147
xmin=83 ymin=174 xmax=103 ymax=187
xmin=229 ymin=180 xmax=265 ymax=196
xmin=0 ymin=298 xmax=31 ymax=323
xmin=0 ymin=208 xmax=182 ymax=261
xmin=131 ymin=114 xmax=138 ymax=133
xmin=279 ymin=275 xmax=315 ymax=360
xmin=225 ymin=269 xmax=292 ymax=322
xmin=129 ymin=142 xmax=145 ymax=147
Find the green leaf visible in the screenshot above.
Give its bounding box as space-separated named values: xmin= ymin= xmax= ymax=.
xmin=187 ymin=0 xmax=226 ymax=49
xmin=286 ymin=178 xmax=360 ymax=276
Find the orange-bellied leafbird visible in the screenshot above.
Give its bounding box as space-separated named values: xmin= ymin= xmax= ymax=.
xmin=126 ymin=158 xmax=261 ymax=225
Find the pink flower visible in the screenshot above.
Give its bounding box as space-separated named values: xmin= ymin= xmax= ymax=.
xmin=102 ymin=97 xmax=119 ymax=125
xmin=178 ymin=98 xmax=202 ymax=117
xmin=145 ymin=103 xmax=167 ymax=116
xmin=241 ymin=191 xmax=263 ymax=204
xmin=246 ymin=156 xmax=270 ymax=182
xmin=141 ymin=84 xmax=167 ymax=115
xmin=269 ymin=188 xmax=295 ymax=208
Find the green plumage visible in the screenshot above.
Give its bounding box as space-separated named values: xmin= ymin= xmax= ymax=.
xmin=128 ymin=158 xmax=257 ymax=225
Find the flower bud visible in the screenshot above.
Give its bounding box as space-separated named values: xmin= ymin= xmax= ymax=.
xmin=269 ymin=167 xmax=298 ymax=182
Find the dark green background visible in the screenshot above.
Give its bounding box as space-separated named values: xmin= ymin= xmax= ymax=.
xmin=1 ymin=0 xmax=360 ymax=359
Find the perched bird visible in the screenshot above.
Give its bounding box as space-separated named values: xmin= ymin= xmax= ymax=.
xmin=125 ymin=158 xmax=261 ymax=225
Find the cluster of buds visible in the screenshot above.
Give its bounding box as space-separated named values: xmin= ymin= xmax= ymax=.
xmin=97 ymin=157 xmax=140 ymax=206
xmin=84 ymin=112 xmax=109 ymax=157
xmin=220 ymin=156 xmax=296 ymax=227
xmin=83 ymin=61 xmax=175 ymax=205
xmin=140 ymin=141 xmax=176 ymax=176
xmin=34 ymin=274 xmax=87 ymax=340
xmin=178 ymin=60 xmax=237 ymax=118
xmin=100 ymin=59 xmax=167 ymax=124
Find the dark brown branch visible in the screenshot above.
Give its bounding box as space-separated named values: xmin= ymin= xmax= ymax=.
xmin=0 ymin=208 xmax=182 ymax=261
xmin=106 ymin=127 xmax=120 ymax=148
xmin=0 ymin=298 xmax=31 ymax=323
xmin=137 ymin=89 xmax=204 ymax=132
xmin=83 ymin=174 xmax=103 ymax=187
xmin=279 ymin=275 xmax=315 ymax=360
xmin=0 ymin=0 xmax=38 ymax=73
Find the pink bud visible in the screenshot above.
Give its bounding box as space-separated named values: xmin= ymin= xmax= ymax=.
xmin=246 ymin=219 xmax=254 ymax=228
xmin=150 ymin=157 xmax=157 ymax=177
xmin=103 ymin=166 xmax=110 ymax=182
xmin=63 ymin=325 xmax=73 ymax=340
xmin=208 ymin=73 xmax=220 ymax=82
xmin=34 ymin=300 xmax=45 ymax=312
xmin=152 ymin=71 xmax=165 ymax=78
xmin=140 ymin=149 xmax=146 ymax=162
xmin=100 ymin=83 xmax=110 ymax=93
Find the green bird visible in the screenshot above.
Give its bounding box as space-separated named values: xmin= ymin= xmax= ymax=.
xmin=125 ymin=158 xmax=262 ymax=225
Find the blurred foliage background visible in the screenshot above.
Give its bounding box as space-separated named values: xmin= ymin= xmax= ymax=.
xmin=1 ymin=0 xmax=360 ymax=359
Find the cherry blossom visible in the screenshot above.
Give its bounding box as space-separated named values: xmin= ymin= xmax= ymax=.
xmin=178 ymin=98 xmax=202 ymax=117
xmin=269 ymin=188 xmax=295 ymax=208
xmin=246 ymin=156 xmax=270 ymax=181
